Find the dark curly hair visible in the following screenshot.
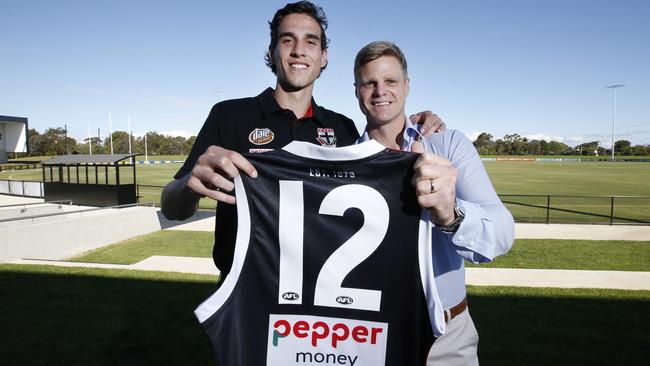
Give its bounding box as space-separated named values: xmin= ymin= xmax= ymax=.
xmin=265 ymin=1 xmax=330 ymax=74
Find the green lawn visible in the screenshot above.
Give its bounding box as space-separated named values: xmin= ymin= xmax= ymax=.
xmin=1 ymin=263 xmax=648 ymax=365
xmin=483 ymin=161 xmax=650 ymax=196
xmin=73 ymin=231 xmax=650 ymax=272
xmin=467 ymin=239 xmax=650 ymax=271
xmin=0 ymin=264 xmax=216 ymax=366
xmin=468 ymin=286 xmax=650 ymax=365
xmin=71 ymin=231 xmax=213 ymax=264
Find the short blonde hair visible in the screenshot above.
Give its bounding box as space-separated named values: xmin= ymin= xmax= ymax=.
xmin=354 ymin=41 xmax=408 ymax=83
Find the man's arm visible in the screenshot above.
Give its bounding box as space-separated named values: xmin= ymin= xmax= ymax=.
xmin=160 ymin=173 xmax=202 ymax=221
xmin=160 ymin=146 xmax=258 ymax=220
xmin=411 ymin=131 xmax=514 ymax=263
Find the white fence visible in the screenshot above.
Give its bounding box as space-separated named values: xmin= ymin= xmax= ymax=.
xmin=0 ymin=180 xmax=44 ymax=198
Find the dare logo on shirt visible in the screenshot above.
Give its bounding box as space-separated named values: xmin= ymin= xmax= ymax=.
xmin=249 ymin=128 xmax=275 ymax=145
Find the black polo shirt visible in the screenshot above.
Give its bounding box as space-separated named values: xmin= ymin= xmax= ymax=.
xmin=175 ymin=87 xmax=360 ymax=274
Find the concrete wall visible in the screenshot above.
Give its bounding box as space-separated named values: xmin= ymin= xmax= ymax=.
xmin=0 ymin=206 xmax=213 ymax=262
xmin=0 ymin=123 xmax=5 ymax=163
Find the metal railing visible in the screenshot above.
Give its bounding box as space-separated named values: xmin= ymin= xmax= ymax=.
xmin=0 ymin=179 xmax=44 ymax=198
xmin=499 ymin=194 xmax=650 ymax=225
xmin=0 ymin=202 xmax=157 ymax=223
xmin=138 ymin=186 xmax=650 ymax=225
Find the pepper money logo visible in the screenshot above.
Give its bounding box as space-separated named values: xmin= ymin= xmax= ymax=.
xmin=249 ymin=128 xmax=275 ymax=145
xmin=266 ymin=314 xmax=388 ymax=366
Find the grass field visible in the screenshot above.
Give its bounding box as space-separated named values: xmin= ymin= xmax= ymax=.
xmin=70 ymin=231 xmax=213 ymax=264
xmin=466 ymin=239 xmax=650 ymax=271
xmin=5 ymin=159 xmax=650 ymax=196
xmin=483 ymin=161 xmax=650 ymax=223
xmin=71 ymin=231 xmax=650 ymax=272
xmin=484 ymin=161 xmax=650 ymax=196
xmin=1 ymin=263 xmax=648 ymax=365
xmin=2 ymin=159 xmax=650 ymax=220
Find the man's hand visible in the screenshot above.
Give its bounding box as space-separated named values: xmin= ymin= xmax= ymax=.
xmin=410 ymin=147 xmax=458 ymax=226
xmin=410 ymin=111 xmax=446 ymax=137
xmin=187 ymin=146 xmax=258 ymax=205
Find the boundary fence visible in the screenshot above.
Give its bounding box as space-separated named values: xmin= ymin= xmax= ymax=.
xmin=499 ymin=194 xmax=650 ymax=225
xmin=0 ymin=163 xmax=40 ymax=173
xmin=2 ymin=181 xmax=649 ymax=225
xmin=136 ymin=184 xmax=650 ymax=226
xmin=0 ymin=179 xmax=44 ymax=198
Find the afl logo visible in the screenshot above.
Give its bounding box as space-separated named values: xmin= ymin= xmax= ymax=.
xmin=248 ymin=128 xmax=275 ymax=145
xmin=336 ymin=296 xmax=353 ymax=305
xmin=282 ymin=292 xmax=300 ymax=301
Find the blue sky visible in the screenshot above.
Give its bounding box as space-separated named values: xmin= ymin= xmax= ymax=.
xmin=2 ymin=0 xmax=649 ymax=147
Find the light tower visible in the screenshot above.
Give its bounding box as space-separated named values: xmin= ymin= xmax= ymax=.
xmin=606 ymin=83 xmax=625 ymax=160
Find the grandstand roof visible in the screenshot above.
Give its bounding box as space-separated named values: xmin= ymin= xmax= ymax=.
xmin=0 ymin=115 xmax=28 ymax=124
xmin=42 ymin=154 xmax=138 ymax=165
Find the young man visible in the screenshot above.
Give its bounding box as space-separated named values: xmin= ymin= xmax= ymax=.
xmin=161 ymin=1 xmax=443 ymax=275
xmin=354 ymin=41 xmax=515 ymax=365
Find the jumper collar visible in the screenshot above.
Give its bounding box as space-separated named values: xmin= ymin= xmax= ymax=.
xmin=257 ymin=87 xmax=322 ymax=121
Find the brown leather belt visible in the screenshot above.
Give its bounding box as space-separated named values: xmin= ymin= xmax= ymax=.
xmin=444 ymin=296 xmax=468 ymax=323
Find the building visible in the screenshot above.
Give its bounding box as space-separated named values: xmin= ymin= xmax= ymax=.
xmin=0 ymin=115 xmax=29 ymax=163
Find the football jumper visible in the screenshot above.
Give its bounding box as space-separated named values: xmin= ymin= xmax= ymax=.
xmin=195 ymin=140 xmax=444 ymax=366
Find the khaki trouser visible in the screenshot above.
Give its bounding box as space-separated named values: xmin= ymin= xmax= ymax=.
xmin=427 ymin=309 xmax=479 ymax=366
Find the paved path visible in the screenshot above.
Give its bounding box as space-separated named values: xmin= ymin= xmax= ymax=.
xmin=465 ymin=268 xmax=650 ymax=290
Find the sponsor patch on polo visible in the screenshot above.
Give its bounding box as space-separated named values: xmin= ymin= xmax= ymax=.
xmin=316 ymin=128 xmax=337 ymax=147
xmin=266 ymin=314 xmax=388 ymax=365
xmin=249 ymin=128 xmax=275 ymax=145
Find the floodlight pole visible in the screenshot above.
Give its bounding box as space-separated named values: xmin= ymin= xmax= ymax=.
xmin=606 ymin=83 xmax=625 ymax=160
xmin=109 ymin=111 xmax=114 ymax=154
xmin=144 ymin=133 xmax=148 ymax=162
xmin=128 ymin=114 xmax=132 ymax=154
xmin=64 ymin=124 xmax=68 ymax=155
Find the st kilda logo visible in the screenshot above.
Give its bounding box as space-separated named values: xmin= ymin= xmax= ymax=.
xmin=248 ymin=128 xmax=275 ymax=145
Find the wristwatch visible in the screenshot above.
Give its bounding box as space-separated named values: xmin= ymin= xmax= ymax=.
xmin=436 ymin=205 xmax=465 ymax=233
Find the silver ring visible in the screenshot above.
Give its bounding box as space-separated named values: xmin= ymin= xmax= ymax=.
xmin=429 ymin=179 xmax=435 ymax=193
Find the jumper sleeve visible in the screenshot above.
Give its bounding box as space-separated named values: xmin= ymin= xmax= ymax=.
xmin=428 ymin=130 xmax=515 ymax=263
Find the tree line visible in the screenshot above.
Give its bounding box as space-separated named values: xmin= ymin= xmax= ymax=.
xmin=473 ymin=133 xmax=650 ymax=156
xmin=25 ymin=128 xmax=196 ymax=157
xmin=19 ymin=128 xmax=650 ymax=157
